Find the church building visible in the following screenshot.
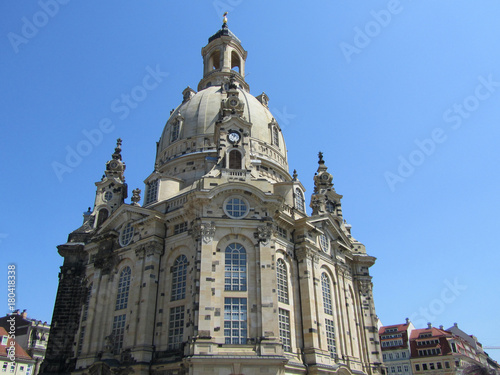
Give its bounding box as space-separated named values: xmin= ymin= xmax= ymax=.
xmin=42 ymin=19 xmax=383 ymax=375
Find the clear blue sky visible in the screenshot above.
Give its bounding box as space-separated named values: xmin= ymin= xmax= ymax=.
xmin=1 ymin=0 xmax=499 ymax=362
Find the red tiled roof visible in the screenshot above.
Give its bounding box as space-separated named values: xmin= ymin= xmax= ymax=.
xmin=379 ymin=323 xmax=410 ymax=334
xmin=0 ymin=327 xmax=33 ymax=360
xmin=410 ymin=327 xmax=452 ymax=340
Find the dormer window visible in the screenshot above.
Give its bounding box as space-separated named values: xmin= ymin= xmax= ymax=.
xmin=272 ymin=126 xmax=279 ymax=147
xmin=145 ymin=179 xmax=159 ymax=205
xmin=1 ymin=335 xmax=7 ymax=345
xmin=170 ymin=121 xmax=180 ymax=143
xmin=295 ymin=188 xmax=305 ymax=212
xmin=326 ymin=201 xmax=335 ymax=213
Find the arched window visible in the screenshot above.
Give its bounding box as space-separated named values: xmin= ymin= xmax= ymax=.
xmin=321 ymin=272 xmax=336 ymax=357
xmin=115 ymin=267 xmax=131 ymax=310
xmin=277 ymin=259 xmax=289 ymax=304
xmin=231 ymin=51 xmax=240 ymax=73
xmin=229 ymin=149 xmax=242 ymax=169
xmin=225 ymin=243 xmax=247 ymax=291
xmin=321 ymin=272 xmax=333 ymax=315
xmin=295 ymin=188 xmax=305 ymax=212
xmin=96 ymin=209 xmax=108 ymax=227
xmin=82 ymin=283 xmax=92 ymax=322
xmin=171 ymin=255 xmax=188 ymax=301
xmin=272 ymin=126 xmax=279 ymax=146
xmin=210 ymin=50 xmax=221 ymax=70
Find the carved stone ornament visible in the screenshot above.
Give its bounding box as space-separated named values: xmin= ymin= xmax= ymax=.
xmin=255 ymin=225 xmax=272 ymax=244
xmin=135 ymin=241 xmax=164 ymax=259
xmin=131 ymin=188 xmax=141 ymax=206
xmin=192 ymin=222 xmax=216 ymax=243
xmin=359 ymin=280 xmax=372 ymax=296
xmin=295 ymin=247 xmax=319 ymax=263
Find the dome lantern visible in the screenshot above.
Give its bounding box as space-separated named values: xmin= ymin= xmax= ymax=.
xmin=198 ymin=22 xmax=249 ymax=92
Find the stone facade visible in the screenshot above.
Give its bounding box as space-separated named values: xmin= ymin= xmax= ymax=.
xmin=42 ymin=22 xmax=384 ymax=375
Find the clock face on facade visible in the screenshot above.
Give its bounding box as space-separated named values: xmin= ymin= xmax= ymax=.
xmin=109 ymin=161 xmax=118 ymax=169
xmin=229 ymin=98 xmax=238 ymax=107
xmin=228 ymin=132 xmax=240 ymax=143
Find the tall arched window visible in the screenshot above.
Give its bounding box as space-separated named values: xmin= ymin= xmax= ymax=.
xmin=228 ymin=149 xmax=242 ymax=169
xmin=115 ymin=267 xmax=131 ymax=310
xmin=225 ymin=243 xmax=247 ymax=291
xmin=231 ymin=51 xmax=241 ymax=72
xmin=295 ymin=188 xmax=305 ymax=212
xmin=171 ymin=255 xmax=188 ymax=301
xmin=277 ymin=259 xmax=289 ymax=304
xmin=210 ymin=50 xmax=221 ymax=70
xmin=321 ymin=272 xmax=333 ymax=315
xmin=321 ymin=272 xmax=336 ymax=358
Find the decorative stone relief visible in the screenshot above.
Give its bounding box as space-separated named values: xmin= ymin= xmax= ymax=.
xmin=135 ymin=241 xmax=164 ymax=259
xmin=255 ymin=224 xmax=272 ymax=244
xmin=192 ymin=222 xmax=216 ymax=243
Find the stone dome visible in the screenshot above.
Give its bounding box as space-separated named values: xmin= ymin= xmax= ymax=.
xmin=153 ymin=25 xmax=290 ymax=185
xmin=157 ymin=86 xmax=287 ymax=163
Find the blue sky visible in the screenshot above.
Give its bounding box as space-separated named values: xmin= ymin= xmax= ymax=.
xmin=1 ymin=0 xmax=499 ymax=362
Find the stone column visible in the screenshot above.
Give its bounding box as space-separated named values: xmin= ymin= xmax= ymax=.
xmin=131 ymin=240 xmax=164 ymax=362
xmin=296 ymin=247 xmax=321 ymax=363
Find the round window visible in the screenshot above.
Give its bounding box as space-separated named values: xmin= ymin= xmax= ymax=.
xmin=120 ymin=222 xmax=134 ymax=247
xmin=104 ymin=191 xmax=113 ymax=202
xmin=320 ymin=234 xmax=329 ymax=253
xmin=224 ymin=197 xmax=249 ymax=219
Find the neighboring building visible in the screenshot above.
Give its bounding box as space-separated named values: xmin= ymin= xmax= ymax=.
xmin=409 ymin=324 xmax=483 ymax=374
xmin=379 ymin=319 xmax=414 ymax=375
xmin=0 ymin=310 xmax=49 ymax=375
xmin=447 ymin=323 xmax=500 ymax=375
xmin=0 ymin=327 xmax=35 ymax=375
xmin=41 ymin=21 xmax=384 ymax=375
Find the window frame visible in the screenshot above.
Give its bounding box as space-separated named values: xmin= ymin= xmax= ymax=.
xmin=276 ymin=258 xmax=289 ymax=304
xmin=171 ymin=255 xmax=188 ymax=301
xmin=115 ymin=267 xmax=131 ymax=310
xmin=224 ymin=197 xmax=249 ymax=219
xmin=224 ymin=243 xmax=247 ymax=291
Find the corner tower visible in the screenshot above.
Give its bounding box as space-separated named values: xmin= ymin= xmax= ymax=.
xmin=43 ymin=18 xmax=383 ymax=375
